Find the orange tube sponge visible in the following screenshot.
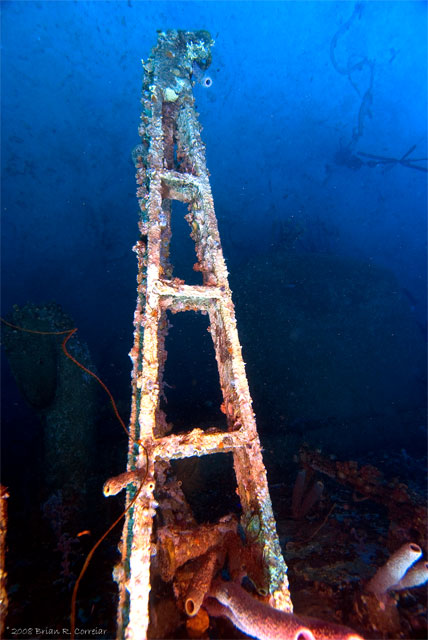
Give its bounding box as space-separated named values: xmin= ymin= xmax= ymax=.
xmin=367 ymin=542 xmax=422 ymax=596
xmin=185 ymin=549 xmax=219 ymax=617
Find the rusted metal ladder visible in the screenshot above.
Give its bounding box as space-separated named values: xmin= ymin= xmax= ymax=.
xmin=114 ymin=30 xmax=292 ymax=639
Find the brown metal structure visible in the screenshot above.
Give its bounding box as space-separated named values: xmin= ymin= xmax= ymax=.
xmin=113 ymin=30 xmax=292 ymax=639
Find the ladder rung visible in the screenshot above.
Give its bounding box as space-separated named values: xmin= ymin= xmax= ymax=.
xmin=160 ymin=169 xmax=206 ymax=202
xmin=155 ymin=280 xmax=223 ymax=310
xmin=148 ymin=427 xmax=249 ymax=461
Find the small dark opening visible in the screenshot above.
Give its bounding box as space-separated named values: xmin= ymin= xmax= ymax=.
xmin=171 ymin=452 xmax=239 ymax=523
xmin=161 ymin=102 xmax=177 ymax=170
xmin=161 ymin=310 xmax=226 ymax=433
xmin=169 ymin=199 xmax=203 ymax=285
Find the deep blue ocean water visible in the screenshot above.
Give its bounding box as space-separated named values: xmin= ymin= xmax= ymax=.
xmin=1 ymin=2 xmax=427 ymax=638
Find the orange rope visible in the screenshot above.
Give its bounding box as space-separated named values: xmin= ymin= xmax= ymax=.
xmin=1 ymin=318 xmax=130 ymax=439
xmin=1 ymin=316 xmax=148 ymax=636
xmin=61 ymin=328 xmax=131 ymax=439
xmin=0 ymin=316 xmax=72 ymax=335
xmin=70 ymin=478 xmax=145 ymax=638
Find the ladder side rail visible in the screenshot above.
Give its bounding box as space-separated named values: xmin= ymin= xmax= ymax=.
xmin=208 ymin=301 xmax=292 ymax=608
xmin=123 ymin=81 xmax=165 ymax=640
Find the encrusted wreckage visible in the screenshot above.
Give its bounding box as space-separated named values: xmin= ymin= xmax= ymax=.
xmin=0 ymin=485 xmax=8 ymax=640
xmin=111 ymin=30 xmax=292 ymax=639
xmin=299 ymin=445 xmax=427 ymax=550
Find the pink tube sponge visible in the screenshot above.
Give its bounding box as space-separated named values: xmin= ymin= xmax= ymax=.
xmin=367 ymin=542 xmax=422 ymax=596
xmin=292 ymin=470 xmax=306 ymax=519
xmin=209 ymin=579 xmax=364 ymax=640
xmin=299 ymin=480 xmax=324 ymax=518
xmin=292 ymin=470 xmax=324 ymax=519
xmin=393 ymin=559 xmax=428 ymax=590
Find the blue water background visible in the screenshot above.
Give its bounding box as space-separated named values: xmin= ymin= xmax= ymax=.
xmin=2 ymin=0 xmax=427 ymax=452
